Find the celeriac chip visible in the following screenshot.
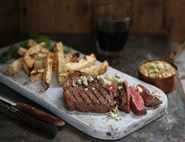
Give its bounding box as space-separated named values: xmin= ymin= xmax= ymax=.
xmin=53 ymin=42 xmax=66 ymax=85
xmin=43 ymin=56 xmax=53 ymax=90
xmin=80 ymin=61 xmax=108 ymax=76
xmin=7 ymin=58 xmax=22 ymax=75
xmin=64 ymin=54 xmax=96 ymax=71
xmin=24 ymin=42 xmax=44 ymax=69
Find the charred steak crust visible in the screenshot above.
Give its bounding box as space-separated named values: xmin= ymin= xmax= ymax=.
xmin=64 ymin=71 xmax=161 ymax=116
xmin=117 ymin=81 xmax=131 ymax=113
xmin=137 ymin=84 xmax=162 ymax=107
xmin=130 ymin=87 xmax=147 ymax=115
xmin=63 ymin=71 xmax=115 ymax=113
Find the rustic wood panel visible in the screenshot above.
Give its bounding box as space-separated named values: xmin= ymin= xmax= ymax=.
xmin=21 ymin=0 xmax=92 ymax=33
xmin=0 ymin=0 xmax=20 ymax=32
xmin=131 ymin=0 xmax=165 ymax=34
xmin=1 ymin=0 xmax=185 ymax=42
xmin=21 ymin=0 xmax=54 ymax=33
xmin=53 ymin=0 xmax=92 ymax=33
xmin=93 ymin=0 xmax=132 ymax=19
xmin=166 ymin=0 xmax=185 ymax=42
xmin=21 ymin=0 xmax=165 ymax=34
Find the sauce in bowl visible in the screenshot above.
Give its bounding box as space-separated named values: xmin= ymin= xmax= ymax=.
xmin=139 ymin=60 xmax=176 ymax=78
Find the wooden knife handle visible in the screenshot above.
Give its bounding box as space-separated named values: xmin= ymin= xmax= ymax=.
xmin=16 ymin=103 xmax=65 ymax=127
xmin=15 ymin=109 xmax=58 ymax=138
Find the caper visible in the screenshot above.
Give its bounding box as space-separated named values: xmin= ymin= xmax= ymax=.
xmin=87 ymin=76 xmax=94 ymax=82
xmin=83 ymin=81 xmax=88 ymax=86
xmin=76 ymin=79 xmax=82 ymax=85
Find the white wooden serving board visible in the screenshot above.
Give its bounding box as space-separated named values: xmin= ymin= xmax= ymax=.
xmin=0 ymin=42 xmax=167 ymax=140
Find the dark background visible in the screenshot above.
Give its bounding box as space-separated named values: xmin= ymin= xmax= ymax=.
xmin=1 ymin=0 xmax=185 ymax=43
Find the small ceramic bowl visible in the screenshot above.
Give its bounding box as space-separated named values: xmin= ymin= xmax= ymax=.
xmin=138 ymin=59 xmax=177 ymax=93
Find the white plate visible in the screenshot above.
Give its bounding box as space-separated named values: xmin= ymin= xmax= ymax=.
xmin=0 ymin=41 xmax=167 ymax=140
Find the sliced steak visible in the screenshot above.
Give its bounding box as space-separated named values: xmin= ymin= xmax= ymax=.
xmin=136 ymin=84 xmax=162 ymax=107
xmin=63 ymin=71 xmax=115 ymax=113
xmin=106 ymin=83 xmax=119 ymax=98
xmin=130 ymin=87 xmax=147 ymax=115
xmin=117 ymin=81 xmax=131 ymax=113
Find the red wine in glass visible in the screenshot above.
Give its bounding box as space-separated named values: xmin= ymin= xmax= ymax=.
xmin=96 ymin=18 xmax=130 ymax=54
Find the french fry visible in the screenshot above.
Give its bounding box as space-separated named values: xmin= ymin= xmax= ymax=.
xmin=80 ymin=61 xmax=108 ymax=76
xmin=33 ymin=60 xmax=44 ymax=70
xmin=64 ymin=54 xmax=96 ymax=71
xmin=17 ymin=47 xmax=27 ymax=56
xmin=36 ymin=52 xmax=48 ymax=60
xmin=30 ymin=72 xmax=43 ymax=82
xmin=64 ymin=53 xmax=79 ymax=63
xmin=40 ymin=48 xmax=49 ymax=54
xmin=22 ymin=59 xmax=30 ymax=74
xmin=30 ymin=68 xmax=45 ymax=75
xmin=27 ymin=39 xmax=37 ymax=48
xmin=53 ymin=42 xmax=66 ymax=85
xmin=43 ymin=57 xmax=53 ymax=90
xmin=7 ymin=58 xmax=22 ymax=75
xmin=7 ymin=39 xmax=109 ymax=89
xmin=24 ymin=42 xmax=44 ymax=69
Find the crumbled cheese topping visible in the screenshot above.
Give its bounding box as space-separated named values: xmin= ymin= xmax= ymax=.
xmin=104 ymin=74 xmax=122 ymax=84
xmin=136 ymin=86 xmax=143 ymax=93
xmin=75 ymin=75 xmax=94 ymax=87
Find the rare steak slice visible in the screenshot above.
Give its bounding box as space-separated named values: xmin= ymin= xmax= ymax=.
xmin=136 ymin=84 xmax=162 ymax=107
xmin=117 ymin=81 xmax=131 ymax=113
xmin=130 ymin=87 xmax=147 ymax=115
xmin=63 ymin=71 xmax=115 ymax=113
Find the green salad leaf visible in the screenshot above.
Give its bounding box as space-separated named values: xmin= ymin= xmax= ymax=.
xmin=19 ymin=40 xmax=28 ymax=48
xmin=64 ymin=47 xmax=72 ymax=54
xmin=0 ymin=45 xmax=19 ymax=63
xmin=36 ymin=35 xmax=51 ymax=50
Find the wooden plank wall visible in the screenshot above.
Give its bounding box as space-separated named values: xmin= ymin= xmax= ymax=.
xmin=0 ymin=0 xmax=20 ymax=32
xmin=0 ymin=0 xmax=185 ymax=42
xmin=20 ymin=0 xmax=166 ymax=34
xmin=21 ymin=0 xmax=92 ymax=33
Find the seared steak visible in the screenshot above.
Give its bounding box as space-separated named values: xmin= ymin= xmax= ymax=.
xmin=63 ymin=71 xmax=115 ymax=113
xmin=136 ymin=84 xmax=162 ymax=107
xmin=130 ymin=87 xmax=147 ymax=115
xmin=117 ymin=81 xmax=131 ymax=113
xmin=63 ymin=71 xmax=161 ymax=116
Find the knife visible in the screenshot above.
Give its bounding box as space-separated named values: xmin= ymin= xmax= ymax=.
xmin=0 ymin=96 xmax=65 ymax=127
xmin=0 ymin=96 xmax=65 ymax=137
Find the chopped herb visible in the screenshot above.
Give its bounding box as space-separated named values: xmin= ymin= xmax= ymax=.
xmin=151 ymin=92 xmax=161 ymax=98
xmin=106 ymin=105 xmax=122 ymax=121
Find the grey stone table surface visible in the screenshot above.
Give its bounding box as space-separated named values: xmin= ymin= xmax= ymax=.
xmin=0 ymin=35 xmax=185 ymax=142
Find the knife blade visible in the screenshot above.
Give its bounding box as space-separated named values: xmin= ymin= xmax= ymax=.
xmin=0 ymin=96 xmax=65 ymax=127
xmin=0 ymin=98 xmax=58 ymax=138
